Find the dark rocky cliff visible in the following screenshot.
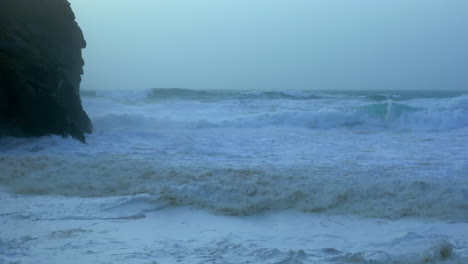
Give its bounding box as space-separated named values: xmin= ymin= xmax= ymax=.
xmin=0 ymin=0 xmax=92 ymax=142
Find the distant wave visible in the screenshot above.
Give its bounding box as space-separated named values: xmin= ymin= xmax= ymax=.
xmin=91 ymin=98 xmax=468 ymax=132
xmin=81 ymin=88 xmax=467 ymax=103
xmin=363 ymin=91 xmax=466 ymax=102
xmin=81 ymin=88 xmax=329 ymax=102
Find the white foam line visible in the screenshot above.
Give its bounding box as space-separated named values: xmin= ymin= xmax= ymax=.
xmin=1 ymin=193 xmax=467 ymax=264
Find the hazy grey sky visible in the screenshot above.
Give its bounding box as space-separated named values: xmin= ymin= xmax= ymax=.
xmin=70 ymin=0 xmax=468 ymax=90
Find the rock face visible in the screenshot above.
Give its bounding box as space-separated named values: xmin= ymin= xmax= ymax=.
xmin=0 ymin=0 xmax=92 ymax=142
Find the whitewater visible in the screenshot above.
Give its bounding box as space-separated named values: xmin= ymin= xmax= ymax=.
xmin=1 ymin=89 xmax=468 ymax=264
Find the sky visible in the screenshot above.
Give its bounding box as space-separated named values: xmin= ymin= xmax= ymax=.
xmin=70 ymin=0 xmax=468 ymax=91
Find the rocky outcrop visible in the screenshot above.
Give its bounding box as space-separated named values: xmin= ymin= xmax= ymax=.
xmin=0 ymin=0 xmax=92 ymax=142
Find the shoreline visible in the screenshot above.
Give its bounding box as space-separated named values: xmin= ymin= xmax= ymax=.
xmin=1 ymin=191 xmax=467 ymax=263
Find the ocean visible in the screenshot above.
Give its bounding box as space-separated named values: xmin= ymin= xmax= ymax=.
xmin=1 ymin=89 xmax=467 ymax=263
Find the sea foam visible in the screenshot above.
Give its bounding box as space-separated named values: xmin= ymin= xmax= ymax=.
xmin=1 ymin=151 xmax=467 ymax=221
xmin=1 ymin=89 xmax=468 ymax=264
xmin=1 ymin=89 xmax=467 ymax=221
xmin=82 ymin=89 xmax=468 ymax=133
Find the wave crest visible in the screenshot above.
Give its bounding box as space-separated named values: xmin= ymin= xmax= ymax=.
xmin=1 ymin=156 xmax=467 ymax=221
xmin=91 ymin=99 xmax=468 ymax=132
xmin=82 ymin=88 xmax=331 ymax=102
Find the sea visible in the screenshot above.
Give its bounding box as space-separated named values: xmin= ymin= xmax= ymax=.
xmin=1 ymin=89 xmax=467 ymax=264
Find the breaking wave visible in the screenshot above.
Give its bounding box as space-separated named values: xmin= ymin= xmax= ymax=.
xmin=79 ymin=89 xmax=468 ymax=132
xmin=1 ymin=154 xmax=467 ymax=221
xmin=81 ymin=88 xmax=467 ymax=102
xmin=81 ymin=88 xmax=330 ymax=102
xmin=1 ymin=89 xmax=467 ymax=222
xmin=90 ymin=99 xmax=468 ymax=132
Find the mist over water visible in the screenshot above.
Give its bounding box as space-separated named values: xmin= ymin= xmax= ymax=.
xmin=70 ymin=0 xmax=468 ymax=91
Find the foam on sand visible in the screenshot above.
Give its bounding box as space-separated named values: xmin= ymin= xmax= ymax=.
xmin=0 ymin=191 xmax=467 ymax=264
